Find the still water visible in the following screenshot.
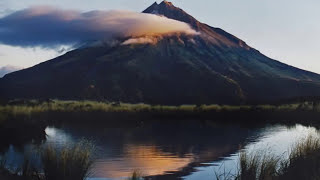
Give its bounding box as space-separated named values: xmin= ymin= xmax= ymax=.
xmin=2 ymin=120 xmax=319 ymax=180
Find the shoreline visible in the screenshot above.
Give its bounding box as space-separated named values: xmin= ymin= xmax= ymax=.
xmin=1 ymin=99 xmax=320 ymax=153
xmin=1 ymin=100 xmax=320 ymax=180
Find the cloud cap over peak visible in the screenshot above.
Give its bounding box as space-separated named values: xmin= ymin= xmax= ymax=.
xmin=0 ymin=6 xmax=198 ymax=48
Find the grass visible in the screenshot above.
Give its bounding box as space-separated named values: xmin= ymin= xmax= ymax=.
xmin=0 ymin=139 xmax=95 ymax=180
xmin=2 ymin=100 xmax=320 ymax=179
xmin=236 ymin=151 xmax=280 ymax=180
xmin=0 ymin=99 xmax=319 ymax=120
xmin=278 ymin=135 xmax=320 ymax=180
xmin=2 ymin=99 xmax=320 ymax=147
xmin=0 ymin=99 xmax=314 ymax=117
xmin=1 ymin=133 xmax=320 ymax=180
xmin=2 ymin=99 xmax=320 ymax=129
xmin=124 ymin=135 xmax=320 ymax=180
xmin=229 ymin=135 xmax=320 ymax=180
xmin=42 ymin=140 xmax=95 ymax=180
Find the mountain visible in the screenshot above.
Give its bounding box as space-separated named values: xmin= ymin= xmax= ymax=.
xmin=1 ymin=1 xmax=320 ymax=105
xmin=0 ymin=65 xmax=22 ymax=78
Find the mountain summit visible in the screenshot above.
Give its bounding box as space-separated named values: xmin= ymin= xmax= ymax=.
xmin=143 ymin=1 xmax=249 ymax=49
xmin=143 ymin=1 xmax=200 ymax=29
xmin=1 ymin=1 xmax=320 ymax=104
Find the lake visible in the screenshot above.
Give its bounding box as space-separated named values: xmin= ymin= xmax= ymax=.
xmin=1 ymin=120 xmax=318 ymax=180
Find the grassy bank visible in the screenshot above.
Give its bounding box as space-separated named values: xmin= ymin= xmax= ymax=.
xmin=0 ymin=100 xmax=320 ymax=116
xmin=0 ymin=99 xmax=310 ymax=115
xmin=1 ymin=99 xmax=320 ymax=155
xmin=1 ymin=99 xmax=320 ymax=124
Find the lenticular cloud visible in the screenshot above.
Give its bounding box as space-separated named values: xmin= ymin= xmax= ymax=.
xmin=0 ymin=6 xmax=197 ymax=47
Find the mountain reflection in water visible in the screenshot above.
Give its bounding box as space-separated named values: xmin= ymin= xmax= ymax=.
xmin=2 ymin=120 xmax=315 ymax=180
xmin=44 ymin=120 xmax=255 ymax=179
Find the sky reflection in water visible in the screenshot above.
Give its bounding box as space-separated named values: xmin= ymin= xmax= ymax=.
xmin=2 ymin=122 xmax=319 ymax=180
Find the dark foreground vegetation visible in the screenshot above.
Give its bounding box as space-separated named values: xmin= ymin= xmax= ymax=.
xmin=2 ymin=99 xmax=320 ymax=124
xmin=0 ymin=140 xmax=95 ymax=180
xmin=2 ymin=99 xmax=320 ymax=179
xmin=215 ymin=135 xmax=320 ymax=180
xmin=2 ymin=135 xmax=320 ymax=180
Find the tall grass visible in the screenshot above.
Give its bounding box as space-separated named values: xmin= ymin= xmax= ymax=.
xmin=278 ymin=135 xmax=320 ymax=180
xmin=233 ymin=135 xmax=320 ymax=180
xmin=0 ymin=140 xmax=95 ymax=180
xmin=128 ymin=170 xmax=143 ymax=180
xmin=1 ymin=99 xmax=316 ymax=117
xmin=2 ymin=99 xmax=320 ymax=126
xmin=236 ymin=150 xmax=280 ymax=180
xmin=41 ymin=140 xmax=95 ymax=180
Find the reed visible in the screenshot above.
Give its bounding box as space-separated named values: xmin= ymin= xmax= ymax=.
xmin=234 ymin=135 xmax=320 ymax=180
xmin=278 ymin=135 xmax=320 ymax=180
xmin=41 ymin=140 xmax=95 ymax=180
xmin=237 ymin=150 xmax=280 ymax=180
xmin=128 ymin=170 xmax=143 ymax=180
xmin=0 ymin=99 xmax=304 ymax=117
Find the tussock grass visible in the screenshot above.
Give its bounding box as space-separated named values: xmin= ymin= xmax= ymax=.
xmin=278 ymin=135 xmax=320 ymax=180
xmin=231 ymin=135 xmax=320 ymax=180
xmin=2 ymin=99 xmax=320 ymax=128
xmin=0 ymin=140 xmax=95 ymax=180
xmin=237 ymin=150 xmax=280 ymax=180
xmin=1 ymin=99 xmax=318 ymax=117
xmin=41 ymin=140 xmax=95 ymax=180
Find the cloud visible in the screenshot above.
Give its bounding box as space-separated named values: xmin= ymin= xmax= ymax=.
xmin=0 ymin=6 xmax=198 ymax=48
xmin=0 ymin=65 xmax=22 ymax=77
xmin=122 ymin=36 xmax=159 ymax=45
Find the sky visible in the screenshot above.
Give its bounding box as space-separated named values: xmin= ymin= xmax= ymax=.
xmin=0 ymin=0 xmax=319 ymax=74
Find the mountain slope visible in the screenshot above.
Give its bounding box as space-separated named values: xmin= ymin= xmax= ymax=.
xmin=1 ymin=1 xmax=320 ymax=104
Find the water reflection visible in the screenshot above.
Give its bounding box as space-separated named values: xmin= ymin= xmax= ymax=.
xmin=93 ymin=145 xmax=193 ymax=178
xmin=43 ymin=120 xmax=256 ymax=179
xmin=1 ymin=120 xmax=318 ymax=180
xmin=184 ymin=124 xmax=319 ymax=180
